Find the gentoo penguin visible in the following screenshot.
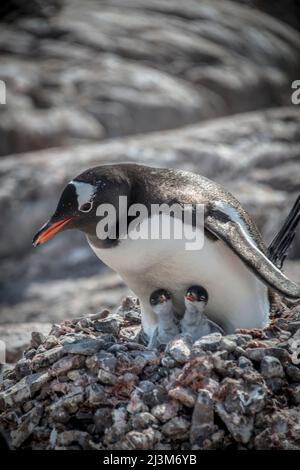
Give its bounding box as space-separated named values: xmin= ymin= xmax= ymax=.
xmin=181 ymin=286 xmax=224 ymax=341
xmin=33 ymin=163 xmax=300 ymax=337
xmin=148 ymin=289 xmax=179 ymax=348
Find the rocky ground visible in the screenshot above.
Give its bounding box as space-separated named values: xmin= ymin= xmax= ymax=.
xmin=1 ymin=1 xmax=300 ymax=352
xmin=1 ymin=297 xmax=300 ymax=450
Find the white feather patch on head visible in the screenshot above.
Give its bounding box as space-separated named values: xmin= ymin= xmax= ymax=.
xmin=70 ymin=181 xmax=97 ymax=208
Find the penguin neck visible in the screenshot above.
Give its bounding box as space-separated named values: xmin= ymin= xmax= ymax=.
xmin=184 ymin=303 xmax=206 ymax=325
xmin=156 ymin=308 xmax=176 ymax=329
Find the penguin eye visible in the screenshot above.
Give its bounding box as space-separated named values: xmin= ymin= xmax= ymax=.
xmin=79 ymin=202 xmax=93 ymax=213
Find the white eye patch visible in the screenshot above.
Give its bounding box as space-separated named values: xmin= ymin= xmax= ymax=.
xmin=70 ymin=181 xmax=97 ymax=210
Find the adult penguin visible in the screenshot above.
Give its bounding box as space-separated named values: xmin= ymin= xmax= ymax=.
xmin=33 ymin=164 xmax=300 ymax=336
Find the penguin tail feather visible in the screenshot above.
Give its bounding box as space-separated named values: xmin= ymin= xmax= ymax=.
xmin=268 ymin=194 xmax=300 ymax=269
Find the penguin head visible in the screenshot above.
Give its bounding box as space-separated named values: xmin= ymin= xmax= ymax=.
xmin=185 ymin=285 xmax=208 ymax=310
xmin=33 ymin=166 xmax=131 ymax=247
xmin=150 ymin=288 xmax=172 ymax=316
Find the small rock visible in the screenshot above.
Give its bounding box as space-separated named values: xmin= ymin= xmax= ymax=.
xmin=220 ymin=337 xmax=236 ymax=353
xmin=11 ymin=403 xmax=43 ymax=448
xmin=50 ymin=408 xmax=70 ymax=424
xmin=131 ymin=412 xmax=158 ymax=430
xmin=121 ymin=297 xmax=136 ymax=310
xmin=166 ymin=335 xmax=192 ymax=364
xmin=74 ymin=370 xmax=96 ymax=387
xmin=265 ymin=377 xmax=284 ymax=393
xmin=143 ymin=385 xmax=168 ymax=408
xmin=31 ymin=346 xmax=65 ymax=369
xmin=238 ymin=356 xmax=253 ymax=369
xmin=22 ymin=400 xmax=34 ymax=413
xmin=121 ymin=427 xmax=158 ymax=450
xmin=234 ymin=346 xmax=247 ymax=358
xmin=86 ymin=351 xmax=117 ymax=373
xmin=285 ymin=363 xmax=300 ymax=382
xmin=212 ymin=356 xmax=234 ymax=377
xmin=50 ymin=355 xmax=84 ymax=376
xmin=86 ymin=383 xmax=108 ymax=406
xmin=260 ymin=356 xmax=284 ymax=378
xmin=246 ymin=348 xmax=290 ymax=363
xmin=50 ymin=324 xmax=74 ymax=337
xmin=151 ymin=401 xmax=179 ymax=423
xmin=98 ymin=368 xmax=117 ymax=385
xmin=50 ymin=388 xmax=84 ymax=414
xmin=129 ymin=350 xmax=158 ymax=371
xmin=234 ymin=334 xmax=253 ymax=345
xmin=30 ymin=331 xmax=46 ymax=349
xmin=63 ymin=337 xmax=111 ymax=355
xmin=201 ymin=377 xmax=220 ymax=395
xmin=216 ymin=402 xmax=254 ymax=445
xmin=44 ymin=335 xmax=60 ymax=350
xmin=114 ymin=373 xmax=138 ymax=397
xmin=161 ymin=417 xmax=190 ymax=441
xmin=192 ymin=333 xmax=222 ymax=353
xmin=168 ymin=386 xmax=197 ymax=408
xmin=161 ymin=356 xmax=176 ymax=368
xmin=104 ymin=408 xmax=128 ymax=444
xmin=127 ymin=389 xmax=148 ymax=414
xmin=190 ymin=389 xmax=215 ymax=446
xmin=289 ymin=384 xmax=300 ymax=404
xmin=94 ymin=316 xmax=121 ymax=336
xmin=94 ymin=408 xmax=113 ymax=433
xmin=36 ymin=345 xmax=46 ymax=354
xmin=286 ymin=321 xmax=300 ymax=334
xmin=0 ymin=372 xmax=50 ymax=409
xmin=24 ymin=349 xmax=36 ymax=360
xmin=124 ymin=310 xmax=142 ymax=324
xmin=57 ymin=430 xmax=91 ymax=449
xmin=15 ymin=358 xmax=31 ymax=378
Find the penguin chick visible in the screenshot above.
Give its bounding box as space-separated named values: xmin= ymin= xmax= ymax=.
xmin=181 ymin=285 xmax=224 ymax=341
xmin=148 ymin=289 xmax=179 ymax=348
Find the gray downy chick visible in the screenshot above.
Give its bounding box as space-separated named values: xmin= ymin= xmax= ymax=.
xmin=181 ymin=285 xmax=224 ymax=341
xmin=148 ymin=289 xmax=179 ymax=348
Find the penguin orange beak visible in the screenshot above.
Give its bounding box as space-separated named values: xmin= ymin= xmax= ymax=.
xmin=33 ymin=218 xmax=72 ymax=247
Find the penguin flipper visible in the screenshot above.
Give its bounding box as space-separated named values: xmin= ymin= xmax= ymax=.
xmin=207 ymin=319 xmax=224 ymax=335
xmin=205 ymin=203 xmax=300 ymax=300
xmin=147 ymin=326 xmax=159 ymax=349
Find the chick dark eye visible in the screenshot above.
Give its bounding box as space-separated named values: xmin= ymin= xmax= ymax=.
xmin=79 ymin=202 xmax=93 ymax=213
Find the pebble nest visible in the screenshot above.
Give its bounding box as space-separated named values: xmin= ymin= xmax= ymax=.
xmin=1 ymin=297 xmax=300 ymax=450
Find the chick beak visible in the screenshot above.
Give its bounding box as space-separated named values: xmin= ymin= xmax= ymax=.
xmin=186 ymin=294 xmax=196 ymax=302
xmin=159 ymin=295 xmax=167 ymax=304
xmin=33 ymin=217 xmax=72 ymax=247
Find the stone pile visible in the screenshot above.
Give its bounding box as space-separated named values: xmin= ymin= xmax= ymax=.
xmin=0 ymin=297 xmax=300 ymax=450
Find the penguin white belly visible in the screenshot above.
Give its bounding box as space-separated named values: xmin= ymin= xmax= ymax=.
xmin=88 ymin=217 xmax=269 ymax=336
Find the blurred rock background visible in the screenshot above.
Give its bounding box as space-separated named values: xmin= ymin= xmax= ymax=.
xmin=0 ymin=0 xmax=299 ymax=361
